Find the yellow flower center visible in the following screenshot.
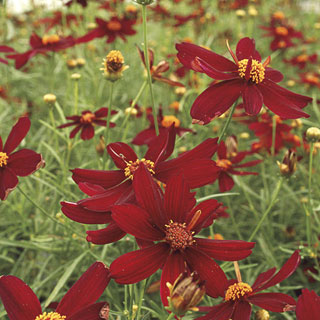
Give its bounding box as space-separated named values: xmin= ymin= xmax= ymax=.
xmin=225 ymin=282 xmax=253 ymax=301
xmin=165 ymin=220 xmax=194 ymax=250
xmin=296 ymin=54 xmax=308 ymax=62
xmin=125 ymin=4 xmax=137 ymax=13
xmin=275 ymin=26 xmax=289 ymax=36
xmin=238 ymin=59 xmax=265 ymax=84
xmin=124 ymin=158 xmax=155 ymax=180
xmin=216 ymin=159 xmax=232 ymax=170
xmin=104 ymin=50 xmax=125 ymax=73
xmin=107 ymin=20 xmax=122 ymax=31
xmin=42 ymin=34 xmax=60 ymax=45
xmin=305 ymin=73 xmax=319 ymax=84
xmin=80 ymin=112 xmax=95 ymax=123
xmin=272 ymin=11 xmax=285 ymax=20
xmin=278 ymin=40 xmax=286 ymax=48
xmin=161 ymin=115 xmax=180 ymax=128
xmin=34 ymin=312 xmax=66 ymax=320
xmin=0 ymin=152 xmax=8 ymax=167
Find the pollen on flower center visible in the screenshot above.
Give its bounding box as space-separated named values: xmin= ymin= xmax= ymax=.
xmin=80 ymin=112 xmax=95 ymax=123
xmin=34 ymin=311 xmax=66 ymax=320
xmin=216 ymin=159 xmax=232 ymax=170
xmin=0 ymin=152 xmax=8 ymax=167
xmin=42 ymin=34 xmax=60 ymax=45
xmin=104 ymin=50 xmax=125 ymax=73
xmin=296 ymin=54 xmax=308 ymax=62
xmin=225 ymin=282 xmax=253 ymax=301
xmin=165 ymin=220 xmax=194 ymax=250
xmin=124 ymin=158 xmax=155 ymax=180
xmin=275 ymin=26 xmax=289 ymax=36
xmin=161 ymin=115 xmax=180 ymax=128
xmin=238 ymin=59 xmax=265 ymax=84
xmin=107 ymin=20 xmax=122 ymax=31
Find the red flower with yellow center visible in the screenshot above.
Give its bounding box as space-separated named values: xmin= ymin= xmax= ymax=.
xmin=110 ymin=165 xmax=255 ymax=306
xmin=176 ymin=37 xmax=311 ymax=125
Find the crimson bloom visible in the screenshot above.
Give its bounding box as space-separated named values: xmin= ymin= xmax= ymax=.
xmin=284 ymin=53 xmax=317 ymax=69
xmin=0 ymin=117 xmax=44 ymax=200
xmin=58 ymin=108 xmax=116 ymax=140
xmin=110 ymin=165 xmax=255 ymax=305
xmin=296 ymin=289 xmax=320 ymax=320
xmin=197 ymin=250 xmax=300 ymax=320
xmin=0 ymin=261 xmax=110 ymax=320
xmin=176 ymin=37 xmax=312 ymax=125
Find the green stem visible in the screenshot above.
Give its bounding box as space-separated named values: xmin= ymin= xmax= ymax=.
xmin=271 ymin=115 xmax=277 ymax=157
xmin=105 ymin=82 xmax=114 ymax=146
xmin=166 ymin=312 xmax=176 ymax=320
xmin=141 ymin=4 xmax=159 ymax=136
xmin=48 ymin=107 xmax=59 ymax=152
xmin=307 ymin=142 xmax=314 ymax=247
xmin=121 ymin=80 xmax=147 ymax=140
xmin=74 ymin=80 xmax=79 ymax=115
xmin=248 ymin=177 xmax=283 ymax=241
xmin=136 ymin=279 xmax=147 ymax=320
xmin=218 ymin=100 xmax=237 ymax=144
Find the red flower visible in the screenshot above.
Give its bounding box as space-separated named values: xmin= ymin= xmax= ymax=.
xmin=0 ymin=261 xmax=110 ymax=320
xmin=197 ymin=250 xmax=300 ymax=320
xmin=216 ymin=140 xmax=262 ymax=192
xmin=57 ymin=108 xmax=116 ymax=140
xmin=284 ymin=53 xmax=317 ymax=69
xmin=110 ymin=165 xmax=255 ymax=306
xmin=0 ymin=117 xmax=44 ymax=200
xmin=76 ymin=16 xmax=136 ymax=44
xmin=299 ymin=72 xmax=320 ymax=89
xmin=6 ymin=33 xmax=76 ymax=69
xmin=296 ymin=289 xmax=320 ymax=320
xmin=61 ymin=126 xmax=220 ymax=245
xmin=176 ymin=37 xmax=312 ymax=125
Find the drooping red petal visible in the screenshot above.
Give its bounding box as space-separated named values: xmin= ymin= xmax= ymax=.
xmin=71 ymin=168 xmax=125 ymax=189
xmin=231 ymin=300 xmax=252 ymax=320
xmin=160 ymin=252 xmax=186 ymax=306
xmin=248 ymin=292 xmax=296 ymax=312
xmin=265 ymin=68 xmax=283 ymax=83
xmin=86 ymin=222 xmax=126 ymax=245
xmin=94 ymin=107 xmax=111 ymax=118
xmin=184 ymin=247 xmax=227 ymax=298
xmin=194 ymin=238 xmax=254 ymax=261
xmin=256 ymin=250 xmax=300 ymax=292
xmin=110 ymin=243 xmax=170 ymax=284
xmin=132 ymin=128 xmax=158 ymax=146
xmin=196 ymin=302 xmax=234 ymax=320
xmin=0 ymin=167 xmax=19 ymax=200
xmin=218 ymin=171 xmax=234 ymax=192
xmin=68 ymin=302 xmax=108 ymax=320
xmin=61 ymin=201 xmax=112 ymax=224
xmin=0 ymin=275 xmax=42 ymax=320
xmin=80 ymin=125 xmax=95 ymax=140
xmin=8 ymin=149 xmax=44 ymax=176
xmin=111 ymin=204 xmax=164 ymax=241
xmin=296 ymin=289 xmax=320 ymax=320
xmin=107 ymin=142 xmax=137 ymax=169
xmin=56 ymin=262 xmax=110 ymax=317
xmin=242 ymin=84 xmax=263 ymax=115
xmin=69 ymin=125 xmax=82 ymax=138
xmin=4 ymin=117 xmax=30 ymax=154
xmin=251 ymin=268 xmax=276 ymax=291
xmin=190 ymin=80 xmax=242 ymax=125
xmin=217 ymin=141 xmax=227 ymax=159
xmin=233 ymin=159 xmax=262 ymax=169
xmin=236 ymin=38 xmax=258 ymax=61
xmin=78 ymin=182 xmax=106 ymax=196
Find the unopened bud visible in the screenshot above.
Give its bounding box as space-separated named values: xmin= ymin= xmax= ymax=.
xmin=95 ymin=135 xmax=106 ymax=156
xmin=306 ymin=127 xmax=320 ymax=142
xmin=76 ymin=58 xmax=86 ymax=67
xmin=125 ymin=107 xmax=138 ymax=116
xmin=236 ymin=9 xmax=246 ymax=18
xmin=277 ymin=149 xmax=297 ymax=177
xmin=43 ymin=93 xmax=56 ymax=104
xmin=225 ymin=136 xmax=238 ymax=158
xmin=71 ymin=73 xmax=81 ymax=80
xmin=255 ymin=309 xmax=270 ymax=320
xmin=101 ymin=50 xmax=128 ymax=82
xmin=248 ymin=6 xmax=258 ymax=16
xmin=66 ymin=59 xmax=78 ymax=69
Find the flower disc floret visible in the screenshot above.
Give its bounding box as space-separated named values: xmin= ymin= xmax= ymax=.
xmin=34 ymin=312 xmax=66 ymax=320
xmin=161 ymin=115 xmax=180 ymax=128
xmin=107 ymin=20 xmax=121 ymax=31
xmin=0 ymin=152 xmax=8 ymax=167
xmin=124 ymin=158 xmax=155 ymax=180
xmin=225 ymin=282 xmax=253 ymax=301
xmin=165 ymin=220 xmax=194 ymax=250
xmin=238 ymin=59 xmax=265 ymax=84
xmin=80 ymin=112 xmax=95 ymax=123
xmin=105 ymin=50 xmax=125 ymax=73
xmin=42 ymin=34 xmax=60 ymax=45
xmin=216 ymin=159 xmax=232 ymax=170
xmin=275 ymin=26 xmax=289 ymax=36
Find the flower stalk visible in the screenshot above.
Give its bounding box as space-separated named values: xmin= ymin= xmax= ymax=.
xmin=218 ymin=100 xmax=238 ymax=144
xmin=105 ymin=82 xmax=114 ymax=146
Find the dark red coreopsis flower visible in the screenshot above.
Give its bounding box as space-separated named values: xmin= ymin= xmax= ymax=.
xmin=0 ymin=117 xmax=44 ymax=200
xmin=296 ymin=289 xmax=320 ymax=320
xmin=299 ymin=72 xmax=320 ymax=89
xmin=284 ymin=53 xmax=317 ymax=70
xmin=76 ymin=16 xmax=136 ymax=44
xmin=58 ymin=108 xmax=116 ymax=140
xmin=176 ymin=37 xmax=312 ymax=125
xmin=197 ymin=250 xmax=300 ymax=320
xmin=0 ymin=262 xmax=110 ymax=320
xmin=110 ymin=165 xmax=255 ymax=305
xmin=216 ymin=140 xmax=262 ymax=192
xmin=61 ymin=126 xmax=221 ymax=245
xmin=6 ymin=32 xmax=76 ymax=69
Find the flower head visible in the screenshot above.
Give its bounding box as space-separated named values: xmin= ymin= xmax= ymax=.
xmin=101 ymin=50 xmax=128 ymax=81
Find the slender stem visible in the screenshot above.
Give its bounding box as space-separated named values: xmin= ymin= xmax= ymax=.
xmin=271 ymin=115 xmax=277 ymax=156
xmin=105 ymin=82 xmax=114 ymax=146
xmin=307 ymin=142 xmax=314 ymax=247
xmin=166 ymin=312 xmax=176 ymax=320
xmin=233 ymin=261 xmax=242 ymax=282
xmin=141 ymin=4 xmax=159 ymax=135
xmin=248 ymin=177 xmax=283 ymax=241
xmin=136 ymin=279 xmax=147 ymax=320
xmin=218 ymin=100 xmax=237 ymax=144
xmin=74 ymin=80 xmax=79 ymax=115
xmin=121 ymin=80 xmax=147 ymax=140
xmin=48 ymin=107 xmax=59 ymax=152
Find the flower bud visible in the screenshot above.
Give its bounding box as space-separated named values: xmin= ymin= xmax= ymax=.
xmin=101 ymin=50 xmax=128 ymax=82
xmin=277 ymin=149 xmax=297 ymax=177
xmin=255 ymin=309 xmax=270 ymax=320
xmin=248 ymin=6 xmax=258 ymax=17
xmin=71 ymin=73 xmax=81 ymax=80
xmin=95 ymin=135 xmax=106 ymax=156
xmin=66 ymin=59 xmax=78 ymax=69
xmin=76 ymin=58 xmax=86 ymax=68
xmin=306 ymin=127 xmax=320 ymax=142
xmin=43 ymin=93 xmax=56 ymax=104
xmin=236 ymin=9 xmax=246 ymax=19
xmin=133 ymin=0 xmax=153 ymax=5
xmin=166 ymin=272 xmax=205 ymax=317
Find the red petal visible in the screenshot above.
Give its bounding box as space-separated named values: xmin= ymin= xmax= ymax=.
xmin=236 ymin=38 xmax=260 ymax=61
xmin=71 ymin=168 xmax=125 ymax=189
xmin=242 ymin=84 xmax=263 ymax=115
xmin=196 ymin=302 xmax=234 ymax=320
xmin=107 ymin=142 xmax=137 ymax=169
xmin=231 ymin=301 xmax=251 ymax=320
xmin=160 ymin=252 xmax=186 ymax=306
xmin=94 ymin=107 xmax=110 ymax=118
xmin=0 ymin=275 xmax=42 ymax=320
xmin=251 ymin=268 xmax=276 ymax=291
xmin=296 ymin=289 xmax=320 ymax=320
xmin=80 ymin=125 xmax=95 ymax=140
xmin=0 ymin=167 xmax=19 ymax=200
xmin=86 ymin=222 xmax=126 ymax=244
xmin=132 ymin=128 xmax=157 ymax=146
xmin=196 ymin=57 xmax=237 ymax=80
xmin=69 ymin=125 xmax=82 ymax=138
xmin=4 ymin=117 xmax=30 ymax=154
xmin=61 ymin=201 xmax=112 ymax=224
xmin=8 ymin=149 xmax=44 ymax=176
xmin=195 ymin=238 xmax=254 ymax=261
xmin=184 ymin=247 xmax=227 ymax=298
xmin=0 ymin=45 xmax=15 ymax=53
xmin=217 ymin=141 xmax=227 ymax=159
xmin=68 ymin=302 xmax=108 ymax=320
xmin=265 ymin=68 xmax=283 ymax=83
xmin=190 ymin=80 xmax=242 ymax=125
xmin=111 ymin=204 xmax=164 ymax=241
xmin=78 ymin=182 xmax=106 ymax=196
xmin=218 ymin=172 xmax=234 ymax=192
xmin=248 ymin=293 xmax=296 ymax=312
xmin=56 ymin=262 xmax=110 ymax=317
xmin=110 ymin=243 xmax=170 ymax=284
